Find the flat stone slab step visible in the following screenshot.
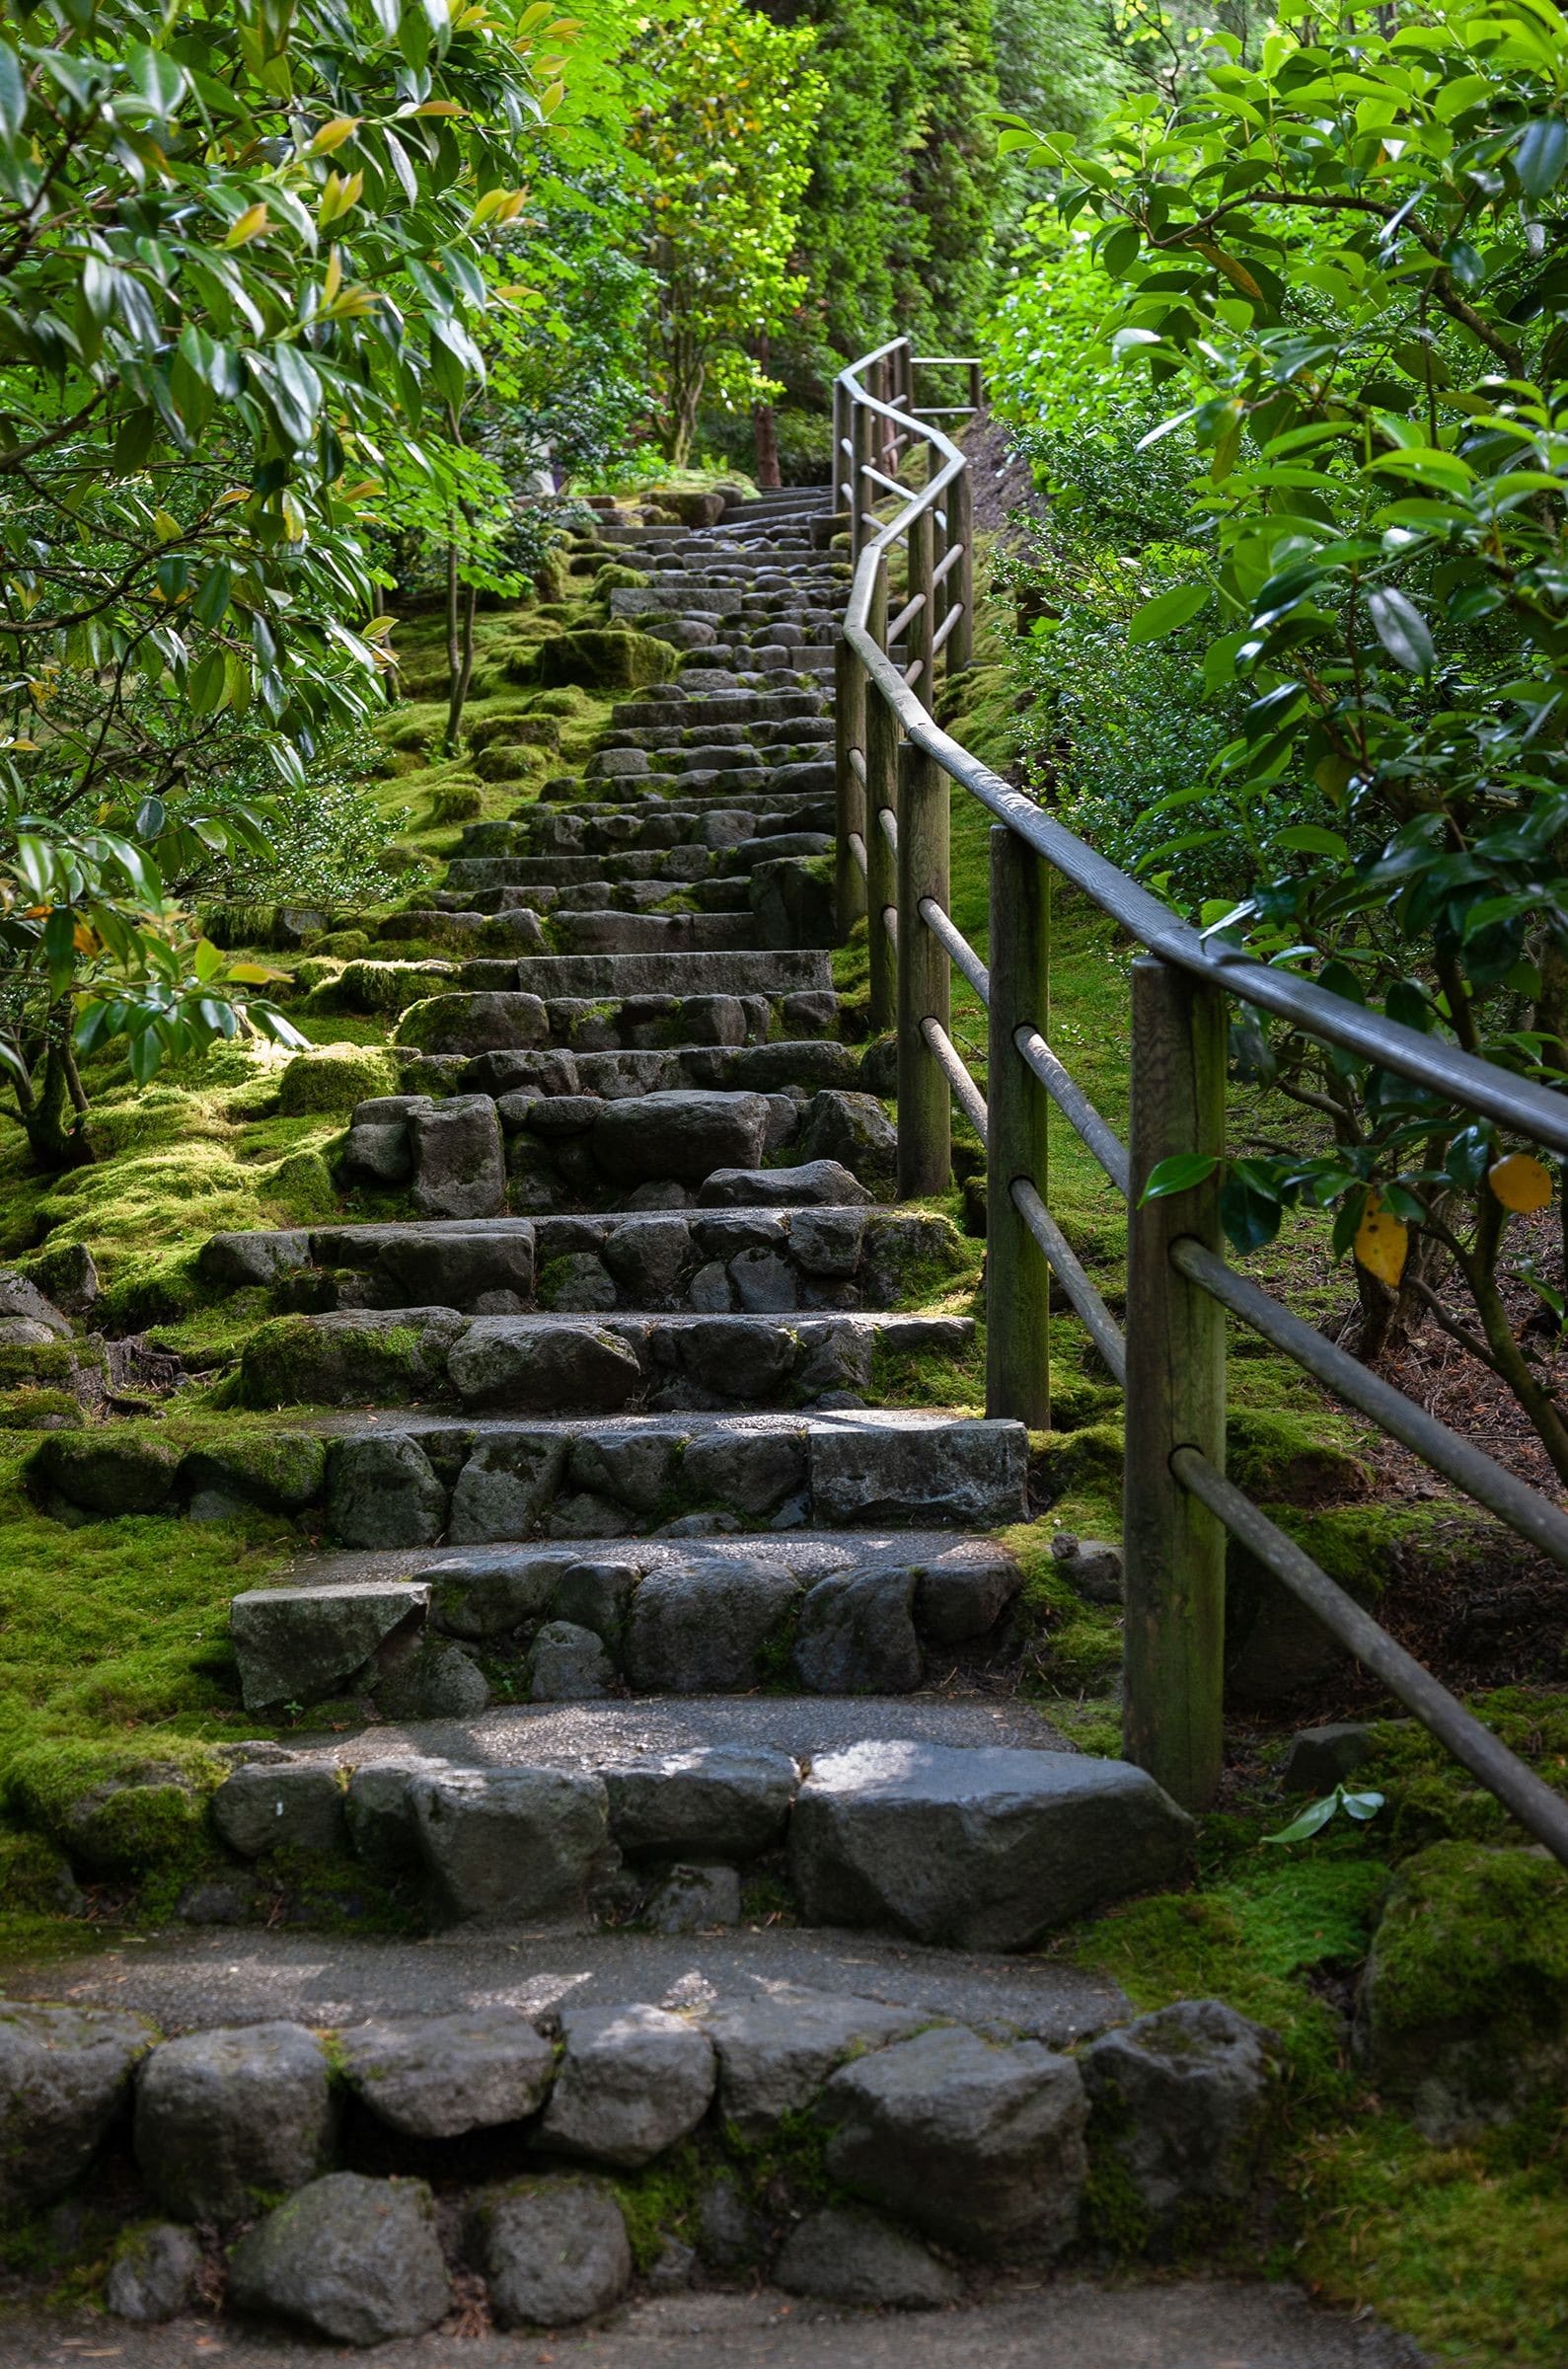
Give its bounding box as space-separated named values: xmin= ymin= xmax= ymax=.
xmin=233 ymin=1306 xmax=976 ymax=1415
xmin=203 ymin=1202 xmax=960 ymax=1318
xmin=0 ymin=1916 xmax=1125 ymax=2059
xmin=452 ymin=950 xmax=832 ymax=999
xmin=34 ymin=1410 xmax=1027 ymax=1541
xmin=228 ymin=1529 xmax=1025 ymax=1709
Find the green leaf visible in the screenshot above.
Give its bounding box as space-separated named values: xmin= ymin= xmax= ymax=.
xmin=1515 ymin=117 xmax=1568 ymax=196
xmin=1367 ymin=585 xmax=1435 ymax=675
xmin=1128 ymin=583 xmax=1211 ymax=645
xmin=0 ymin=40 xmax=26 ymax=143
xmin=1276 ymin=825 xmax=1349 ymax=859
xmin=1261 ymin=1794 xmax=1342 ymax=1845
xmin=1140 ymin=1153 xmax=1220 ymax=1202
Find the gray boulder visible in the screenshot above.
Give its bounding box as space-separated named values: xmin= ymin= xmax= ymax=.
xmin=646 ymin=1864 xmax=741 ymax=1933
xmin=410 ymin=1094 xmax=505 ymax=1219
xmin=376 ymin=1638 xmax=489 ymax=1720
xmin=624 ymin=1560 xmax=800 ymax=1691
xmin=0 ymin=1267 xmax=73 ymax=1336
xmin=603 ymin=1744 xmax=798 ymax=1860
xmin=914 ymin=1547 xmax=1022 ymax=1644
xmin=798 ymin=1092 xmax=897 ymax=1191
xmin=226 ymin=2173 xmax=449 ymax=2345
xmin=1051 ymin=1532 xmax=1124 ymax=1605
xmin=700 ymin=1988 xmax=925 ymax=2138
xmin=479 ymin=2176 xmax=632 ymax=2328
xmin=376 ymin=1224 xmax=536 ymax=1312
xmin=446 ymin=1318 xmax=641 ymax=1413
xmin=134 ymin=2022 xmax=335 ymax=2221
xmin=553 ymin=1555 xmax=639 ymax=1640
xmin=326 ymin=1434 xmax=448 ymax=1550
xmin=680 ymin=1426 xmax=805 ymax=1514
xmin=338 ymin=2009 xmax=556 ymax=2139
xmin=0 ymin=2000 xmax=156 ymax=2212
xmin=775 ymin=2206 xmax=959 ymax=2309
xmin=106 ymin=2223 xmax=202 ymax=2324
xmin=447 ymin=1432 xmax=568 ymax=1543
xmin=341 ymin=1120 xmax=412 ymax=1185
xmin=568 ymin=1428 xmax=680 ymax=1512
xmin=430 ymin=1548 xmax=576 ymax=1640
xmin=790 ymin=1743 xmax=1194 ymax=1949
xmin=593 ymin=1090 xmax=771 ymax=1185
xmin=211 ymin=1763 xmax=348 ymax=1857
xmin=538 ymin=2002 xmax=715 ymax=2168
xmin=530 ymin=1620 xmax=616 ymax=1700
xmin=810 ymin=1419 xmax=1027 ymax=1529
xmin=229 ymin=1581 xmax=428 ymax=1712
xmin=1280 ymin=1719 xmax=1381 ymax=1794
xmin=698 ymin=1159 xmax=871 ymax=1208
xmin=822 ymin=2025 xmax=1087 ymax=2258
xmin=409 ymin=1765 xmax=611 ymax=1924
xmin=1081 ymin=2000 xmax=1276 ymax=2241
xmin=793 ymin=1567 xmax=922 ymax=1693
xmin=199 ymin=1230 xmax=311 ymax=1290
xmin=343 ymin=1757 xmax=449 ymax=1872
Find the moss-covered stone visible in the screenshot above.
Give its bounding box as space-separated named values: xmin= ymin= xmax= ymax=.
xmin=1226 ymin=1407 xmax=1372 ymax=1505
xmin=31 ymin=1430 xmax=184 ymax=1517
xmin=277 ymin=1044 xmax=400 ymax=1117
xmin=182 ymin=1431 xmax=328 ymax=1514
xmin=304 ymin=958 xmax=456 ymax=1016
xmin=237 ymin=1312 xmax=460 ymax=1408
xmin=538 ymin=628 xmax=678 ymax=692
xmin=1356 ymin=1841 xmax=1568 ymax=2139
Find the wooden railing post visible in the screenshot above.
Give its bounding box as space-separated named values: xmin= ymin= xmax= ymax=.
xmin=834 ymin=632 xmax=867 ymax=936
xmin=1123 ymin=955 xmax=1228 ymax=1810
xmin=947 ymin=457 xmax=973 ymax=675
xmin=831 ymin=380 xmax=847 ymax=514
xmin=851 ymin=395 xmax=872 ymax=564
xmin=896 ymin=739 xmax=950 ymax=1196
xmin=986 ymin=825 xmax=1051 ymax=1427
xmin=863 ymin=557 xmax=896 ymax=1033
xmin=907 ymin=502 xmax=933 ymax=695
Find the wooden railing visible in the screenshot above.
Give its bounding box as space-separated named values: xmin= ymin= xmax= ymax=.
xmin=833 ymin=333 xmax=1568 ymax=1865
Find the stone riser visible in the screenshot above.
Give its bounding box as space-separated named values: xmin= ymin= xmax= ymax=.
xmin=34 ymin=1412 xmax=1027 ymax=1542
xmin=232 ymin=1306 xmax=974 ymax=1417
xmin=452 ymin=950 xmax=831 ymax=1000
xmin=446 ymin=838 xmax=829 ymax=897
xmin=546 ymin=910 xmax=758 ymax=956
xmin=6 ymin=1969 xmax=1264 ymax=2339
xmin=398 ymin=1037 xmax=859 ymax=1104
xmin=394 ymin=986 xmax=838 ymax=1059
xmin=202 ymin=1203 xmax=957 ymax=1322
xmin=230 ymin=1530 xmax=1024 ymax=1709
xmin=199 ymin=1729 xmax=1193 ymax=1957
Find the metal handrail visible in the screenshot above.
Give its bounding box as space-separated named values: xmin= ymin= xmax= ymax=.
xmin=832 ymin=330 xmax=1568 ymax=1866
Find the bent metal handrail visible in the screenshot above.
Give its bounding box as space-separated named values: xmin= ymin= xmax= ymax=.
xmin=832 ymin=335 xmax=1568 ymax=1867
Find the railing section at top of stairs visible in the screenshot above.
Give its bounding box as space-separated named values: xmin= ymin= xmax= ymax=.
xmin=831 ymin=334 xmax=1568 ymax=1867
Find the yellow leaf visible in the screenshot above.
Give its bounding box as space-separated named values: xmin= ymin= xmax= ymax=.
xmin=1489 ymin=1153 xmax=1552 ymax=1213
xmin=323 ymin=245 xmax=342 ymax=307
xmin=1197 ymin=241 xmax=1263 ymax=301
xmin=152 ymin=508 xmax=182 ymax=542
xmin=225 ymin=202 xmax=269 ymax=249
xmin=308 ymin=116 xmax=359 ymax=156
xmin=1354 ymin=1193 xmax=1408 ymax=1287
xmin=411 ymin=100 xmax=467 ymax=116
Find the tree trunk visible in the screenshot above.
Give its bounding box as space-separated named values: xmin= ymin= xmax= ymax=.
xmin=443 ymin=573 xmax=480 ymax=755
xmin=16 ymin=1013 xmax=93 ymax=1173
xmin=752 ymin=334 xmax=781 ymax=488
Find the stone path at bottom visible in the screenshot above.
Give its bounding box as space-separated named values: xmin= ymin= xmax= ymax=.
xmin=0 ymin=2282 xmax=1427 ymax=2368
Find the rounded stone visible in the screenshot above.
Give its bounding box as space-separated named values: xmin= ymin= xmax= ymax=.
xmin=226 ymin=2172 xmax=450 ymax=2345
xmin=479 ymin=2176 xmax=632 ymax=2328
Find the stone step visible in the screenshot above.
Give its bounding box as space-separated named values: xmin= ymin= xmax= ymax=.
xmin=392 ymin=985 xmax=837 ymax=1057
xmin=548 ymin=909 xmax=759 ymax=955
xmin=398 ymin=1037 xmax=861 ymax=1104
xmin=546 ymin=877 xmax=750 ymax=915
xmin=228 ymin=1530 xmax=1024 ymax=1708
xmin=446 ymin=838 xmax=828 ymax=896
xmin=233 ymin=1305 xmax=975 ymax=1416
xmin=202 ymin=1201 xmax=959 ymax=1318
xmin=450 ymin=949 xmax=832 ymax=1000
xmin=536 ymin=786 xmax=834 ymax=824
xmin=609 ymin=688 xmax=828 ymax=729
xmin=197 ymin=1697 xmax=1195 ymax=1952
xmin=35 ymin=1409 xmax=1025 ymax=1538
xmin=597 ymin=719 xmax=835 ymax=751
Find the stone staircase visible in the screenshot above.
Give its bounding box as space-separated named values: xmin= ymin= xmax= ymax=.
xmin=4 ymin=488 xmax=1292 ymax=2345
